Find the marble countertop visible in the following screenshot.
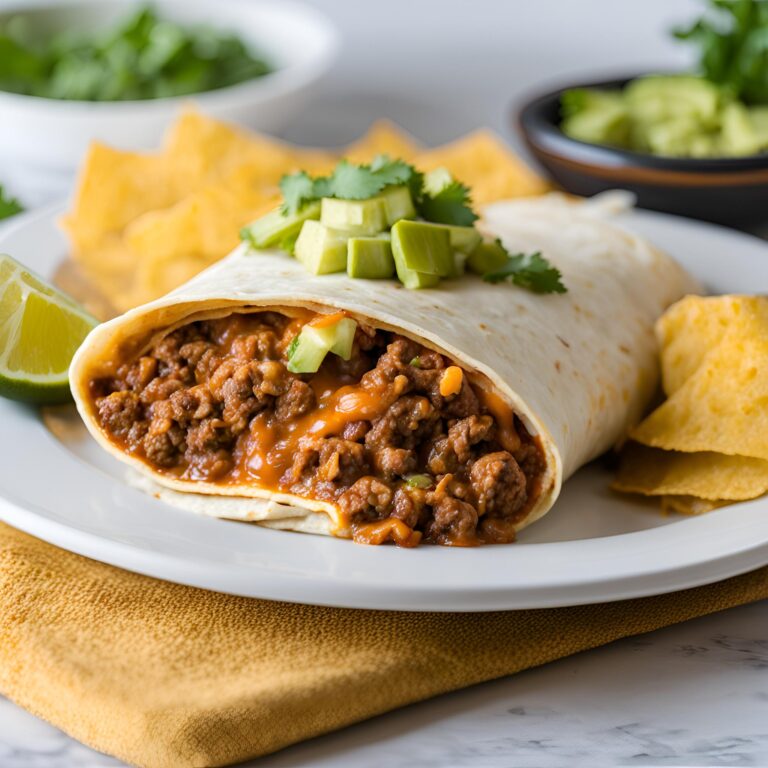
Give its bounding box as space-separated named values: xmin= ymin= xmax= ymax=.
xmin=1 ymin=600 xmax=766 ymax=767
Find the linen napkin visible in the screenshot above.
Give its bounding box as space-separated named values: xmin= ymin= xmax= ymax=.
xmin=0 ymin=520 xmax=766 ymax=768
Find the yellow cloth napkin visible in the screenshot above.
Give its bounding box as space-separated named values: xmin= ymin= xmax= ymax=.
xmin=0 ymin=521 xmax=766 ymax=768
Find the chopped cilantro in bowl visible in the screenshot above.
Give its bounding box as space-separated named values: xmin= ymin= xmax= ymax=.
xmin=0 ymin=5 xmax=272 ymax=102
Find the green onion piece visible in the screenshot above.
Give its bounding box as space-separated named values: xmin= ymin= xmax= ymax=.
xmin=405 ymin=474 xmax=433 ymax=489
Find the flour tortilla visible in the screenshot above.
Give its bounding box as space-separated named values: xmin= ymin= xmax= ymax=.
xmin=70 ymin=194 xmax=698 ymax=537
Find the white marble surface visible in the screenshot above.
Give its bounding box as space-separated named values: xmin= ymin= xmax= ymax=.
xmin=1 ymin=0 xmax=767 ymax=765
xmin=1 ymin=600 xmax=766 ymax=767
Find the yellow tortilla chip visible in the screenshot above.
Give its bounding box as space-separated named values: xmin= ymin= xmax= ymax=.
xmin=61 ymin=143 xmax=175 ymax=253
xmin=656 ymin=294 xmax=768 ymax=396
xmin=613 ymin=442 xmax=768 ymax=501
xmin=123 ymin=168 xmax=277 ymax=309
xmin=631 ymin=316 xmax=768 ymax=460
xmin=660 ymin=496 xmax=727 ymax=516
xmin=165 ymin=109 xmax=336 ymax=187
xmin=414 ymin=130 xmax=551 ymax=204
xmin=343 ymin=120 xmax=422 ymax=162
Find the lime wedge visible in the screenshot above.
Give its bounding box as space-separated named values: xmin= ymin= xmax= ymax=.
xmin=0 ymin=254 xmax=98 ymax=404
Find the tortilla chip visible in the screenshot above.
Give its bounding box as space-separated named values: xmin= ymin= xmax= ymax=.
xmin=613 ymin=442 xmax=768 ymax=501
xmin=631 ymin=321 xmax=768 ymax=461
xmin=656 ymin=294 xmax=768 ymax=396
xmin=121 ymin=168 xmax=276 ymax=309
xmin=413 ymin=130 xmax=551 ymax=204
xmin=343 ymin=120 xmax=422 ymax=162
xmin=61 ymin=143 xmax=175 ymax=254
xmin=164 ymin=109 xmax=335 ymax=186
xmin=660 ymin=496 xmax=728 ymax=516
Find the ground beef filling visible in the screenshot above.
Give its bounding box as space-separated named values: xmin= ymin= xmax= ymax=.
xmin=90 ymin=312 xmax=545 ymax=546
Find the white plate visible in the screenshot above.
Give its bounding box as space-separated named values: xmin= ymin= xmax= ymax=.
xmin=1 ymin=204 xmax=767 ymax=611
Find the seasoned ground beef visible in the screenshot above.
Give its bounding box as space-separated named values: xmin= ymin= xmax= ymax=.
xmin=90 ymin=311 xmax=545 ymax=546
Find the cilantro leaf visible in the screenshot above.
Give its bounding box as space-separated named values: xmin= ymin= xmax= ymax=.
xmin=482 ymin=244 xmax=566 ymax=294
xmin=0 ymin=186 xmax=23 ymax=221
xmin=370 ymin=155 xmax=415 ymax=186
xmin=418 ymin=181 xmax=478 ymax=227
xmin=279 ymin=171 xmax=318 ymax=215
xmin=328 ymin=159 xmax=388 ymax=200
xmin=673 ymin=0 xmax=768 ymax=104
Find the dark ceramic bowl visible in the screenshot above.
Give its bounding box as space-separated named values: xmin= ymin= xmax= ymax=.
xmin=517 ymin=75 xmax=768 ymax=228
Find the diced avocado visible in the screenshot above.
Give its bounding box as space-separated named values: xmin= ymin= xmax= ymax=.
xmin=326 ymin=317 xmax=357 ymax=359
xmin=391 ymin=220 xmax=453 ymax=277
xmin=294 ymin=221 xmax=348 ymax=275
xmin=443 ymin=224 xmax=482 ymax=255
xmin=721 ymin=102 xmax=762 ymax=156
xmin=379 ymin=185 xmax=416 ymax=226
xmin=287 ymin=316 xmax=358 ymax=373
xmin=423 ymin=166 xmax=453 ymax=196
xmin=561 ymin=89 xmax=630 ymax=148
xmin=626 ymin=75 xmax=722 ymax=130
xmin=320 ymin=196 xmax=387 ymax=236
xmin=287 ymin=331 xmax=327 ymax=374
xmin=448 ymin=251 xmax=468 ymax=279
xmin=347 ymin=237 xmax=396 ymax=279
xmin=748 ymin=106 xmax=768 ymax=147
xmin=394 ymin=262 xmax=441 ymax=290
xmin=240 ymin=202 xmax=321 ymax=249
xmin=644 ymin=116 xmax=715 ymax=157
xmin=467 ymin=240 xmax=508 ymax=275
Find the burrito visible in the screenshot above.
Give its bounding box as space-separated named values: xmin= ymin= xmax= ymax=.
xmin=70 ymin=195 xmax=696 ymax=546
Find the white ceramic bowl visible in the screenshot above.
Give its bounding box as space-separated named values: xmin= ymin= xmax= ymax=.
xmin=0 ymin=0 xmax=339 ymax=205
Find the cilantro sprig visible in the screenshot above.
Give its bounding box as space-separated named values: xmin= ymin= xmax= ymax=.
xmin=279 ymin=155 xmax=476 ymax=227
xmin=0 ymin=186 xmax=23 ymax=221
xmin=260 ymin=157 xmax=567 ymax=295
xmin=419 ymin=181 xmax=478 ymax=227
xmin=482 ymin=241 xmax=566 ymax=294
xmin=674 ymin=0 xmax=768 ymax=104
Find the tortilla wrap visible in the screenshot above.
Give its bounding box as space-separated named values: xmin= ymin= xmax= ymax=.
xmin=70 ymin=194 xmax=697 ymax=539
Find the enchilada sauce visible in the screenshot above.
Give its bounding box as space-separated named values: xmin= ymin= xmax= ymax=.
xmin=89 ymin=311 xmax=545 ymax=547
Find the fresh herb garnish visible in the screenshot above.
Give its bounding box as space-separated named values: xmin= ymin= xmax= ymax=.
xmin=328 ymin=160 xmax=389 ymax=201
xmin=281 ymin=156 xmax=422 ymax=216
xmin=418 ymin=180 xmax=478 ymax=227
xmin=0 ymin=6 xmax=271 ymax=102
xmin=279 ymin=156 xmax=477 ymax=227
xmin=248 ymin=158 xmax=566 ymax=295
xmin=482 ymin=242 xmax=566 ymax=294
xmin=0 ymin=186 xmax=23 ymax=220
xmin=279 ymin=172 xmax=318 ymax=216
xmin=674 ymin=0 xmax=768 ymax=104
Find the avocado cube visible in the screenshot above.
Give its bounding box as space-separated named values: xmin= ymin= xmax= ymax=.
xmin=320 ymin=197 xmax=387 ymax=236
xmin=347 ymin=237 xmax=396 ymax=279
xmin=379 ymin=185 xmax=416 ymax=226
xmin=391 ymin=220 xmax=453 ymax=276
xmin=240 ymin=202 xmax=321 ymax=249
xmin=443 ymin=224 xmax=482 ymax=255
xmin=467 ymin=240 xmax=509 ymax=275
xmin=294 ymin=221 xmax=349 ymax=275
xmin=394 ymin=262 xmax=441 ymax=290
xmin=287 ymin=317 xmax=358 ymax=373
